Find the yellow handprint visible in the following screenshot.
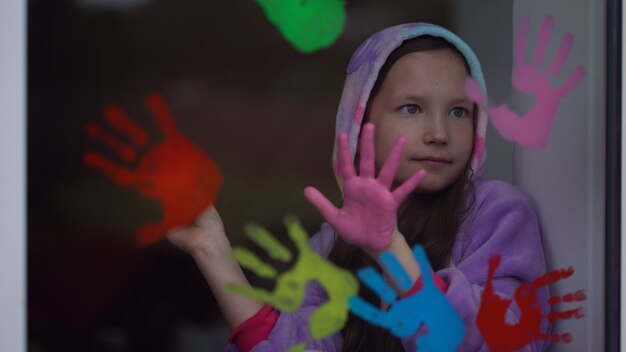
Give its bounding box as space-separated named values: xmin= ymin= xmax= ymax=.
xmin=228 ymin=215 xmax=358 ymax=352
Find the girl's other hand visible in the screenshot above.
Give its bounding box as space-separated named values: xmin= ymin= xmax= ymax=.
xmin=304 ymin=123 xmax=426 ymax=253
xmin=167 ymin=206 xmax=265 ymax=330
xmin=166 ymin=206 xmax=231 ymax=259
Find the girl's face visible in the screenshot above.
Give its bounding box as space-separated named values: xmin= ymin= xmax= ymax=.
xmin=367 ymin=49 xmax=475 ymax=193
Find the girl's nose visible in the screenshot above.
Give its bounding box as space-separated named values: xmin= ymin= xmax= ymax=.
xmin=423 ymin=116 xmax=449 ymax=145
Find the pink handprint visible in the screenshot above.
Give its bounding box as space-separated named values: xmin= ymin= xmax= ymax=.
xmin=477 ymin=256 xmax=585 ymax=351
xmin=84 ymin=93 xmax=222 ymax=246
xmin=303 ymin=123 xmax=426 ymax=252
xmin=465 ymin=15 xmax=586 ymax=149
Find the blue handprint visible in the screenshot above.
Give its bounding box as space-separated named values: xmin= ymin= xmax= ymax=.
xmin=348 ymin=245 xmax=464 ymax=351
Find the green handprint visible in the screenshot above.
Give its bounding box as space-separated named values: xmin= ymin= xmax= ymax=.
xmin=256 ymin=0 xmax=346 ymax=53
xmin=228 ymin=215 xmax=358 ymax=351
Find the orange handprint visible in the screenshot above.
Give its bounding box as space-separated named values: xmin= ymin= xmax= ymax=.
xmin=477 ymin=256 xmax=585 ymax=352
xmin=84 ymin=93 xmax=222 ymax=246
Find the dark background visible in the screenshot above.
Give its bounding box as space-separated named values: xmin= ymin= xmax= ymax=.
xmin=27 ymin=1 xmax=456 ymax=351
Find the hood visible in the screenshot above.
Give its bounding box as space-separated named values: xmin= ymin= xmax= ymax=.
xmin=333 ymin=23 xmax=488 ymax=185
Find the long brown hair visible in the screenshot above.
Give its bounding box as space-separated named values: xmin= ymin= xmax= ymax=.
xmin=327 ymin=36 xmax=478 ymax=351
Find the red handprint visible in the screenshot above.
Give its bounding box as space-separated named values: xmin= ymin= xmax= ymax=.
xmin=84 ymin=93 xmax=222 ymax=247
xmin=477 ymin=256 xmax=585 ymax=352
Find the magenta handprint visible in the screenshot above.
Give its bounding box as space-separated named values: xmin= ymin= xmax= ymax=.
xmin=465 ymin=15 xmax=586 ymax=149
xmin=84 ymin=93 xmax=222 ymax=246
xmin=303 ymin=123 xmax=426 ymax=252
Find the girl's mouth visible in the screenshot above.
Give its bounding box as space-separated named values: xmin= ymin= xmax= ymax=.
xmin=416 ymin=156 xmax=451 ymax=162
xmin=414 ymin=157 xmax=451 ymax=168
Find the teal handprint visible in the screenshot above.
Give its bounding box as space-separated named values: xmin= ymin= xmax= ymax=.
xmin=349 ymin=245 xmax=464 ymax=352
xmin=228 ymin=215 xmax=359 ymax=351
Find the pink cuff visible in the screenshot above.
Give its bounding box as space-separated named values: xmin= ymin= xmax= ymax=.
xmin=228 ymin=305 xmax=279 ymax=352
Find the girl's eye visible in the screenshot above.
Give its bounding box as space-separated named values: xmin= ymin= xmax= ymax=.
xmin=400 ymin=104 xmax=420 ymax=114
xmin=450 ymin=107 xmax=469 ymax=118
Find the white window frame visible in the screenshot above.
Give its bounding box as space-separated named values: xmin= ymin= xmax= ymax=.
xmin=0 ymin=0 xmax=26 ymax=351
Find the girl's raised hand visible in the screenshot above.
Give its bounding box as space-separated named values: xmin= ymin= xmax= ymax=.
xmin=166 ymin=205 xmax=231 ymax=258
xmin=304 ymin=123 xmax=426 ymax=252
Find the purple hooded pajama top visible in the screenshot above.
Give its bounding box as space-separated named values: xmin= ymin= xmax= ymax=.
xmin=226 ymin=23 xmax=549 ymax=352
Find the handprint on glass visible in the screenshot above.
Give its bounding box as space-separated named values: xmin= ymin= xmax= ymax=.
xmin=465 ymin=15 xmax=586 ymax=149
xmin=228 ymin=215 xmax=359 ymax=352
xmin=84 ymin=93 xmax=222 ymax=246
xmin=304 ymin=123 xmax=427 ymax=253
xmin=477 ymin=255 xmax=586 ymax=352
xmin=256 ymin=0 xmax=346 ymax=53
xmin=348 ymin=245 xmax=464 ymax=352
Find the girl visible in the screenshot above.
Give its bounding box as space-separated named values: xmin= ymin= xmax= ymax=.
xmin=167 ymin=23 xmax=549 ymax=351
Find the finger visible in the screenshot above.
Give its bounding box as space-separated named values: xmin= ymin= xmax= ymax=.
xmin=464 ymin=77 xmax=487 ymax=106
xmin=412 ymin=245 xmax=434 ymax=288
xmin=359 ymin=123 xmax=376 ymax=178
xmin=227 ymin=282 xmax=275 ymax=304
xmin=284 ymin=214 xmax=310 ymax=251
xmin=377 ymin=136 xmax=406 ymax=188
xmin=548 ymin=289 xmax=586 ymax=305
xmin=337 ymin=133 xmax=356 ymax=181
xmin=85 ymin=122 xmax=137 ymax=163
xmin=547 ymin=307 xmax=585 ymax=322
xmin=515 ymin=15 xmax=531 ymax=64
xmin=303 ymin=187 xmax=339 ymax=224
xmin=546 ymin=33 xmax=573 ymax=75
xmin=392 ymin=169 xmax=426 ymax=204
xmin=232 ymin=246 xmax=278 ymax=279
xmin=348 ymin=296 xmax=388 ymax=328
xmin=532 ymin=15 xmax=554 ymax=66
xmin=84 ymin=151 xmax=135 ymax=186
xmin=531 ymin=266 xmax=574 ymax=289
xmin=244 ymin=223 xmax=292 ymax=262
xmin=144 ymin=93 xmax=178 ymax=139
xmin=556 ymin=66 xmax=586 ymax=96
xmin=380 ymin=251 xmax=412 ymax=292
xmin=356 ymin=267 xmax=397 ymax=304
xmin=104 ymin=105 xmax=149 ymax=147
